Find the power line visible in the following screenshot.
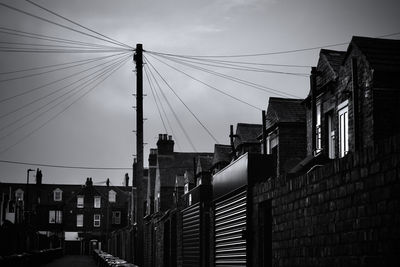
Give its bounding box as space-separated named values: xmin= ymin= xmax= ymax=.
xmin=0 ymin=41 xmax=127 ymax=51
xmin=147 ymin=51 xmax=312 ymax=68
xmin=0 ymin=159 xmax=131 ymax=170
xmin=0 ymin=56 xmax=130 ymax=155
xmin=0 ymin=2 xmax=133 ymax=49
xmin=146 ymin=31 xmax=400 ymax=58
xmin=149 ymin=53 xmax=300 ymax=98
xmin=25 ymin=0 xmax=133 ymax=50
xmin=0 ymin=27 xmax=124 ymax=50
xmin=145 ymin=55 xmax=220 ymax=144
xmin=0 ymin=52 xmax=126 ymax=75
xmin=144 ymin=59 xmax=196 ymax=151
xmin=0 ymin=47 xmax=128 ymax=53
xmin=0 ymin=55 xmax=130 ymax=137
xmin=0 ymin=51 xmax=129 ymax=83
xmin=143 ymin=65 xmax=168 ymax=133
xmin=143 ymin=64 xmax=183 ymax=151
xmin=0 ymin=51 xmax=130 ymax=104
xmin=144 ymin=54 xmax=262 ymax=110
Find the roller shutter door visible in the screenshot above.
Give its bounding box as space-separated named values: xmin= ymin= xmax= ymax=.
xmin=214 ymin=189 xmax=247 ymax=266
xmin=182 ymin=203 xmax=201 ymax=267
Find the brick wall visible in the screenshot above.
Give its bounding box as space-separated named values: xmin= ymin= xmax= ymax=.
xmin=252 ymin=135 xmax=400 ymax=266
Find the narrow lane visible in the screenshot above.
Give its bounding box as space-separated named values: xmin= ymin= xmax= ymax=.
xmin=41 ymin=255 xmax=97 ymax=267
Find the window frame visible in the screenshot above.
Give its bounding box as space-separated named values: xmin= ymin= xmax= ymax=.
xmin=112 ymin=211 xmax=121 ymax=225
xmin=15 ymin=188 xmax=24 ymax=201
xmin=94 ymin=196 xmax=101 ymax=208
xmin=49 ymin=210 xmax=62 ymax=224
xmin=315 ymin=100 xmax=322 ymax=154
xmin=93 ymin=214 xmax=101 ymax=227
xmin=76 ymin=214 xmax=83 ymax=227
xmin=338 ymin=101 xmax=349 ymax=158
xmin=77 ymin=195 xmax=84 ymax=208
xmin=108 ymin=190 xmax=116 ymax=203
xmin=53 ymin=188 xmax=63 ymax=202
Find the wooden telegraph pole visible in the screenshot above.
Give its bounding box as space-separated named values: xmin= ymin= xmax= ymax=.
xmin=133 ymin=43 xmax=144 ymax=266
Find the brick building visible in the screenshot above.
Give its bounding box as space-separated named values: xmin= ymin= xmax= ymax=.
xmin=0 ymin=174 xmax=131 ymax=256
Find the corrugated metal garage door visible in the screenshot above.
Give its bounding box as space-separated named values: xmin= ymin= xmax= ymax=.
xmin=214 ymin=189 xmax=247 ymax=266
xmin=182 ymin=203 xmax=201 ymax=267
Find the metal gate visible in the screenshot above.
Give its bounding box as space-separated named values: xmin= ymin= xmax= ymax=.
xmin=182 ymin=202 xmax=201 ymax=267
xmin=214 ymin=189 xmax=247 ymax=266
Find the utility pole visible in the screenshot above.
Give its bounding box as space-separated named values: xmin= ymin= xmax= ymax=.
xmin=133 ymin=43 xmax=144 ymax=266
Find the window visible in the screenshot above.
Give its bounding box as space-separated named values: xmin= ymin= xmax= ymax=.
xmin=315 ymin=101 xmax=322 ymax=154
xmin=266 ymin=131 xmax=278 ymax=155
xmin=76 ymin=214 xmax=83 ymax=227
xmin=53 ymin=188 xmax=62 ymax=201
xmin=77 ymin=196 xmax=84 ymax=208
xmin=338 ymin=101 xmax=349 ymax=158
xmin=108 ymin=190 xmax=116 ymax=203
xmin=93 ymin=214 xmax=101 ymax=227
xmin=94 ymin=196 xmax=101 ymax=208
xmin=49 ymin=210 xmax=62 ymax=224
xmin=327 ymin=113 xmax=336 ymax=159
xmin=112 ymin=211 xmax=121 ymax=224
xmin=15 ymin=189 xmax=24 ymax=201
xmin=184 ymin=183 xmax=189 ymax=194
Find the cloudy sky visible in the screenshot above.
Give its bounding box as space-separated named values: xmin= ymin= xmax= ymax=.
xmin=0 ymin=0 xmax=399 ymax=185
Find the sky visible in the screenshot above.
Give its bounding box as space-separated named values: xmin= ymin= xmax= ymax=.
xmin=0 ymin=0 xmax=399 ymax=185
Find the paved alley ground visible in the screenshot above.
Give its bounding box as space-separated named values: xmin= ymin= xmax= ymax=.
xmin=41 ymin=255 xmax=97 ymax=267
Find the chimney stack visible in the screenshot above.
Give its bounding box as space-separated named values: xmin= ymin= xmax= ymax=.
xmin=157 ymin=133 xmax=175 ymax=155
xmin=125 ymin=173 xmax=130 ymax=187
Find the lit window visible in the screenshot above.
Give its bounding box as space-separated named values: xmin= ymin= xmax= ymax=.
xmin=328 ymin=113 xmax=336 ymax=159
xmin=112 ymin=211 xmax=121 ymax=224
xmin=49 ymin=210 xmax=62 ymax=224
xmin=108 ymin=190 xmax=116 ymax=203
xmin=94 ymin=196 xmax=101 ymax=208
xmin=77 ymin=214 xmax=83 ymax=227
xmin=338 ymin=101 xmax=349 ymax=158
xmin=53 ymin=188 xmax=63 ymax=202
xmin=15 ymin=189 xmax=24 ymax=201
xmin=94 ymin=214 xmax=101 ymax=227
xmin=315 ymin=101 xmax=322 ymax=154
xmin=184 ymin=183 xmax=189 ymax=194
xmin=77 ymin=196 xmax=84 ymax=208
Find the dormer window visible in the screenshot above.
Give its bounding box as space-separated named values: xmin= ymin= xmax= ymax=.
xmin=15 ymin=189 xmax=24 ymax=201
xmin=77 ymin=195 xmax=84 ymax=208
xmin=315 ymin=101 xmax=322 ymax=154
xmin=338 ymin=101 xmax=349 ymax=157
xmin=53 ymin=188 xmax=63 ymax=201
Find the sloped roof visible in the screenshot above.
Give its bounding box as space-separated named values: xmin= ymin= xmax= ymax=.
xmin=265 ymin=97 xmax=305 ymax=130
xmin=212 ymin=144 xmax=231 ymax=166
xmin=196 ymin=155 xmax=213 ymax=174
xmin=234 ymin=123 xmax=262 ymax=148
xmin=350 ymin=36 xmax=400 ymax=72
xmin=316 ymin=49 xmax=346 ymax=90
xmin=158 ymin=152 xmax=213 ymax=187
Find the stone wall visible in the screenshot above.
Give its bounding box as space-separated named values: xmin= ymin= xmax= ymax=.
xmin=252 ymin=135 xmax=400 ymax=266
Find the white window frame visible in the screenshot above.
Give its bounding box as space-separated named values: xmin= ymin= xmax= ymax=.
xmin=77 ymin=214 xmax=83 ymax=227
xmin=108 ymin=190 xmax=116 ymax=203
xmin=328 ymin=113 xmax=336 ymax=159
xmin=53 ymin=188 xmax=63 ymax=202
xmin=77 ymin=196 xmax=84 ymax=208
xmin=112 ymin=211 xmax=121 ymax=225
xmin=315 ymin=101 xmax=322 ymax=154
xmin=94 ymin=196 xmax=101 ymax=208
xmin=93 ymin=214 xmax=101 ymax=227
xmin=338 ymin=101 xmax=349 ymax=158
xmin=49 ymin=210 xmax=62 ymax=224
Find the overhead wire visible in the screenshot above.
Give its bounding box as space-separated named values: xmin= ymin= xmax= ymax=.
xmin=143 ymin=64 xmax=183 ymax=151
xmin=0 ymin=27 xmax=125 ymax=50
xmin=144 ymin=55 xmax=220 ymax=144
xmin=143 ymin=65 xmax=168 ymax=134
xmin=0 ymin=47 xmax=129 ymax=53
xmin=0 ymin=55 xmax=130 ymax=155
xmin=0 ymin=51 xmax=130 ymax=83
xmin=0 ymin=2 xmax=133 ymax=50
xmin=146 ymin=31 xmax=400 ymax=58
xmin=25 ymin=0 xmax=133 ymax=50
xmin=144 ymin=58 xmax=196 ymax=151
xmin=0 ymin=51 xmax=129 ymax=104
xmin=149 ymin=53 xmax=300 ymax=98
xmin=143 ymin=54 xmax=261 ymax=111
xmin=0 ymin=54 xmax=131 ymax=135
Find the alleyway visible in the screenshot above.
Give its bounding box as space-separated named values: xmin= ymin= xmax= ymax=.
xmin=41 ymin=255 xmax=97 ymax=267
